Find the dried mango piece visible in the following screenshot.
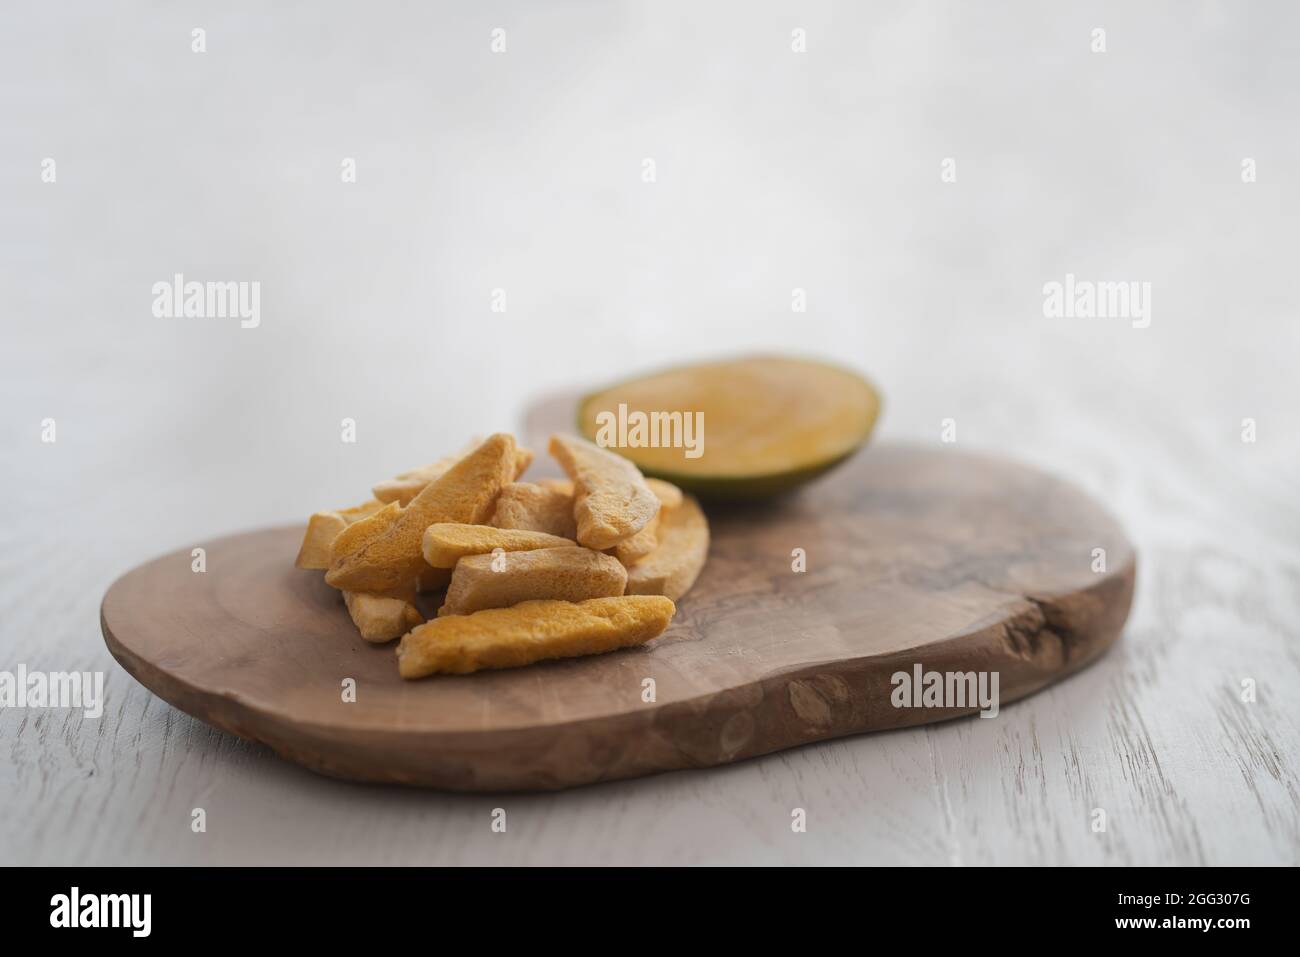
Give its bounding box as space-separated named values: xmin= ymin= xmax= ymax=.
xmin=371 ymin=456 xmax=459 ymax=507
xmin=397 ymin=595 xmax=676 ymax=677
xmin=625 ymin=493 xmax=709 ymax=600
xmin=645 ymin=478 xmax=683 ymax=510
xmin=421 ymin=524 xmax=575 ymax=569
xmin=343 ymin=500 xmax=387 ymax=519
xmin=328 ymin=501 xmax=402 ymax=564
xmin=297 ymin=515 xmax=346 ymax=569
xmin=334 ymin=505 xmax=455 ymax=592
xmin=611 ymin=480 xmax=681 ymax=564
xmin=373 ymin=445 xmax=533 ymax=506
xmin=514 ymin=447 xmax=535 ymax=476
xmin=343 ymin=590 xmax=423 ymax=643
xmin=612 ymin=512 xmax=659 ymax=565
xmin=440 ymin=546 xmax=628 ymax=616
xmin=488 ymin=482 xmax=577 ymax=539
xmin=538 ymin=477 xmax=574 ymax=495
xmin=335 ymin=516 xmax=422 ymax=638
xmin=326 ymin=433 xmax=519 ymax=593
xmin=294 ymin=500 xmax=385 ymax=569
xmin=548 ymin=433 xmax=659 ymax=550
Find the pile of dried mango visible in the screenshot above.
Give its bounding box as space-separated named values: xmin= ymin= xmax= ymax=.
xmin=295 ymin=433 xmax=708 ymax=678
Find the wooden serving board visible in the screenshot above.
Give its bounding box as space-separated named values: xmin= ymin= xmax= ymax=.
xmin=101 ymin=444 xmax=1135 ymax=791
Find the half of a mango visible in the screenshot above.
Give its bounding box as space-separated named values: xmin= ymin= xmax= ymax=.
xmin=577 ymin=355 xmax=881 ymax=500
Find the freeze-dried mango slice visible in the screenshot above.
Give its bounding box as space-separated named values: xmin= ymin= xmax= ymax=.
xmin=326 ymin=433 xmax=519 ymax=593
xmin=331 ymin=513 xmax=424 ymax=641
xmin=343 ymin=590 xmax=423 ymax=643
xmin=371 ymin=456 xmax=460 ymax=507
xmin=548 ymin=433 xmax=659 ymax=550
xmin=513 ymin=447 xmax=535 ymax=476
xmin=525 ymin=477 xmax=676 ymax=559
xmin=421 ymin=524 xmax=575 ymax=569
xmin=488 ymin=481 xmax=578 ymax=539
xmin=294 ymin=500 xmax=385 ymax=569
xmin=373 ymin=445 xmax=533 ymax=506
xmin=612 ymin=513 xmax=659 ymax=565
xmin=611 ymin=479 xmax=682 ymax=564
xmin=625 ymin=493 xmax=709 ymax=600
xmin=538 ymin=477 xmax=574 ymax=495
xmin=645 ymin=478 xmax=683 ymax=510
xmin=397 ymin=595 xmax=676 ymax=677
xmin=327 ymin=500 xmax=402 ymax=565
xmin=440 ymin=546 xmax=627 ymax=616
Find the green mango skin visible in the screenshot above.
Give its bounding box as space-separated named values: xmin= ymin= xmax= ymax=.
xmin=575 ymin=361 xmax=881 ymax=501
xmin=632 ymin=450 xmax=862 ymax=502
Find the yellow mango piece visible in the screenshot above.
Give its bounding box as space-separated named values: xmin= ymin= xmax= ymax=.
xmin=421 ymin=524 xmax=575 ymax=569
xmin=373 ymin=445 xmax=533 ymax=506
xmin=440 ymin=546 xmax=627 ymax=616
xmin=371 ymin=456 xmax=459 ymax=507
xmin=328 ymin=501 xmax=402 ymax=564
xmin=330 ymin=506 xmax=451 ymax=592
xmin=625 ymin=493 xmax=709 ymax=600
xmin=337 ymin=517 xmax=421 ymax=618
xmin=513 ymin=447 xmax=535 ymax=476
xmin=610 ymin=478 xmax=680 ymax=564
xmin=343 ymin=591 xmax=423 ymax=643
xmin=294 ymin=500 xmax=384 ymax=569
xmin=326 ymin=433 xmax=519 ymax=593
xmin=297 ymin=513 xmax=347 ymax=569
xmin=397 ymin=595 xmax=676 ymax=677
xmin=548 ymin=433 xmax=659 ymax=550
xmin=613 ymin=513 xmax=659 ymax=565
xmin=538 ymin=477 xmax=574 ymax=495
xmin=645 ymin=478 xmax=683 ymax=510
xmin=488 ymin=481 xmax=577 ymax=539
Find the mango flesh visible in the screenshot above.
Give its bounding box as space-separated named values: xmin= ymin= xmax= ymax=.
xmin=611 ymin=478 xmax=682 ymax=565
xmin=549 ymin=433 xmax=659 ymax=550
xmin=644 ymin=478 xmax=683 ymax=510
xmin=344 ymin=591 xmax=423 ymax=643
xmin=325 ymin=433 xmax=519 ymax=593
xmin=329 ymin=501 xmax=402 ymax=564
xmin=296 ymin=430 xmax=699 ymax=665
xmin=624 ymin=493 xmax=709 ymax=600
xmin=577 ymin=355 xmax=880 ymax=499
xmin=440 ymin=545 xmax=628 ymax=616
xmin=294 ymin=500 xmax=386 ymax=569
xmin=374 ymin=446 xmax=533 ymax=507
xmin=489 ymin=481 xmax=578 ymax=539
xmin=421 ymin=524 xmax=575 ymax=569
xmin=612 ymin=513 xmax=659 ymax=565
xmin=397 ymin=596 xmax=675 ymax=677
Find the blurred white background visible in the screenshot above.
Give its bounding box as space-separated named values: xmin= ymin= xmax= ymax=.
xmin=2 ymin=1 xmax=1297 ymax=864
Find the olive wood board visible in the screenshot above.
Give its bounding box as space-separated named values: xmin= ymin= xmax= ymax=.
xmin=100 ymin=444 xmax=1136 ymax=791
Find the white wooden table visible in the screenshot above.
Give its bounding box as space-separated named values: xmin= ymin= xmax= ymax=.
xmin=2 ymin=1 xmax=1297 ymax=865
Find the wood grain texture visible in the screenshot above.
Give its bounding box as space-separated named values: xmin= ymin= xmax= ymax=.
xmin=100 ymin=445 xmax=1135 ymax=791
